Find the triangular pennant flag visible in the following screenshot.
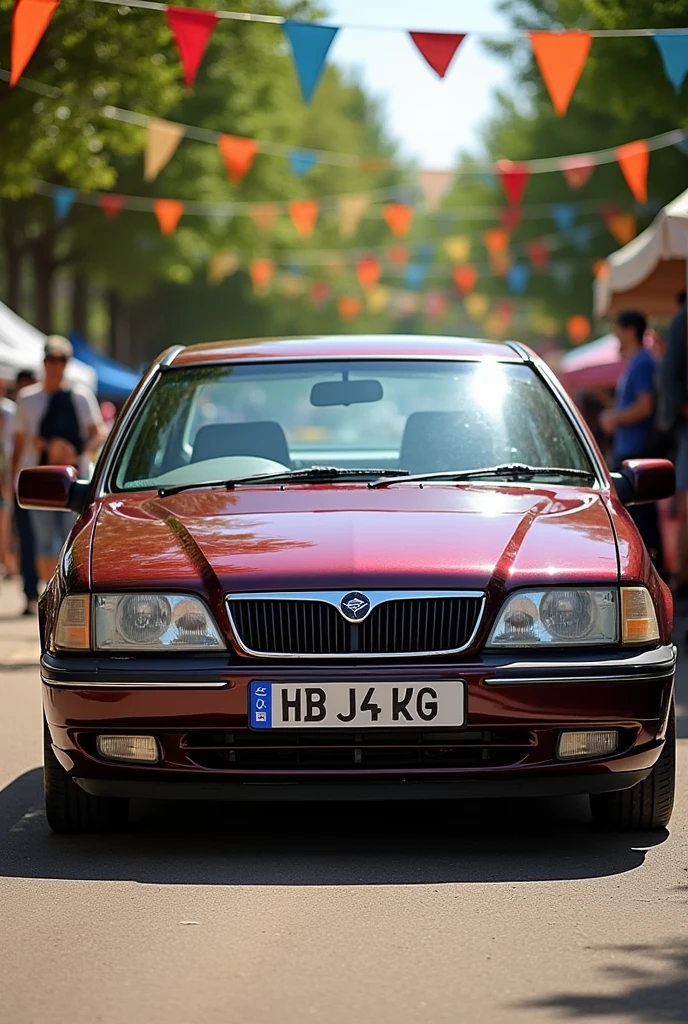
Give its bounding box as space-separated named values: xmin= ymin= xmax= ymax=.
xmin=383 ymin=204 xmax=413 ymax=238
xmin=337 ymin=295 xmax=362 ymax=322
xmin=249 ymin=258 xmax=274 ymax=290
xmin=289 ymin=149 xmax=319 ymax=177
xmin=526 ymin=238 xmax=549 ymax=270
xmin=279 ymin=273 xmax=305 ymax=298
xmin=616 ymin=140 xmax=649 ymax=203
xmin=289 ymin=198 xmax=319 ymax=237
xmin=607 ymin=212 xmax=637 ymax=246
xmin=552 ymin=203 xmax=575 ymax=232
xmin=144 ymin=118 xmax=185 ymax=182
xmin=387 ymin=245 xmax=410 ymax=266
xmin=560 ymin=155 xmax=595 ymax=189
xmin=443 ymin=236 xmax=471 ymax=263
xmin=506 ymin=262 xmax=530 ymax=295
xmin=465 ymin=293 xmax=489 ymax=320
xmin=453 ymin=266 xmax=477 ymax=293
xmin=408 ymin=32 xmax=465 ymax=78
xmin=490 ymin=252 xmax=512 ymax=277
xmin=282 ymin=21 xmax=338 ymax=103
xmin=165 ymin=6 xmax=218 ymax=89
xmin=529 ymin=31 xmax=592 ymax=116
xmin=337 ymin=194 xmax=369 ymax=238
xmin=567 ymin=315 xmax=591 ymax=345
xmin=10 ymin=0 xmax=59 ymax=86
xmin=53 ymin=187 xmax=76 ymax=221
xmin=153 ymin=199 xmax=184 ymax=236
xmin=569 ymin=223 xmax=595 ymax=249
xmin=483 ymin=228 xmax=510 ymax=256
xmin=404 ymin=264 xmax=427 ymax=290
xmin=496 ymin=160 xmax=530 ymax=205
xmin=325 ymin=255 xmax=345 ymax=277
xmin=310 ymin=281 xmax=330 ymax=305
xmin=500 ymin=206 xmax=522 ymax=231
xmin=100 ymin=195 xmax=125 ymax=220
xmin=250 ymin=204 xmax=278 ymax=234
xmin=356 ymin=257 xmax=381 ymax=290
xmin=550 ymin=261 xmax=575 ymax=291
xmin=218 ymin=135 xmax=259 ymax=185
xmin=367 ymin=286 xmax=391 ymax=314
xmin=654 ymin=33 xmax=688 ymax=93
xmin=208 ymin=252 xmax=239 ymax=286
xmin=425 ymin=292 xmax=448 ymax=320
xmin=417 ymin=170 xmax=454 ymax=210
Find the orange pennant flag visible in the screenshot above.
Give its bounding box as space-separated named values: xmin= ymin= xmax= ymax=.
xmin=383 ymin=204 xmax=413 ymax=238
xmin=529 ymin=32 xmax=592 ymax=116
xmin=250 ymin=204 xmax=279 ymax=234
xmin=616 ymin=140 xmax=649 ymax=203
xmin=338 ymin=295 xmax=362 ymax=321
xmin=483 ymin=228 xmax=510 ymax=256
xmin=10 ymin=0 xmax=60 ymax=85
xmin=218 ymin=135 xmax=259 ymax=185
xmin=453 ymin=266 xmax=478 ymax=294
xmin=567 ymin=315 xmax=591 ymax=345
xmin=356 ymin=257 xmax=382 ymax=290
xmin=250 ymin=258 xmax=274 ymax=290
xmin=607 ymin=212 xmax=637 ymax=246
xmin=153 ymin=199 xmax=184 ymax=236
xmin=289 ymin=199 xmax=319 ymax=237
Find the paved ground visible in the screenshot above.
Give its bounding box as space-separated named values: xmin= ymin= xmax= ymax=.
xmin=1 ymin=578 xmax=687 ymax=1024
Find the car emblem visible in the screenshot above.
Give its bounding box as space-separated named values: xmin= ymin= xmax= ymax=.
xmin=339 ymin=592 xmax=372 ymax=621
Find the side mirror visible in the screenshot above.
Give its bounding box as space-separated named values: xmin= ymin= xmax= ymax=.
xmin=611 ymin=458 xmax=675 ymax=506
xmin=17 ymin=466 xmax=89 ymax=513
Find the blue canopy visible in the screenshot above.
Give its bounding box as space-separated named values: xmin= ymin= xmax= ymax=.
xmin=69 ymin=333 xmax=140 ymax=403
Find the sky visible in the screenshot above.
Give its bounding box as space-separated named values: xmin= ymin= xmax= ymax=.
xmin=325 ymin=0 xmax=512 ymax=170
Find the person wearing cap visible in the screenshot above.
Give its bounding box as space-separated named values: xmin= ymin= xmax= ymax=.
xmin=11 ymin=336 xmax=104 ymax=592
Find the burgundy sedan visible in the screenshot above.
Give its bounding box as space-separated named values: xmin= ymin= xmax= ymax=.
xmin=19 ymin=336 xmax=677 ymax=834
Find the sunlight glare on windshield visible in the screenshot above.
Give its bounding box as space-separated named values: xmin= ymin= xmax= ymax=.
xmin=471 ymin=359 xmax=508 ymax=412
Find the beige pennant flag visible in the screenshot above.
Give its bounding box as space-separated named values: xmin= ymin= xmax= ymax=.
xmin=208 ymin=252 xmax=239 ymax=286
xmin=464 ymin=293 xmax=489 ymax=320
xmin=367 ymin=285 xmax=391 ymax=314
xmin=418 ymin=170 xmax=454 ymax=211
xmin=279 ymin=273 xmax=306 ymax=298
xmin=250 ymin=204 xmax=279 ymax=234
xmin=144 ymin=119 xmax=185 ymax=182
xmin=443 ymin=236 xmax=471 ymax=263
xmin=338 ymin=194 xmax=369 ymax=238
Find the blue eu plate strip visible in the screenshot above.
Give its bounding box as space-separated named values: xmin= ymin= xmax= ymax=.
xmin=249 ymin=682 xmax=272 ymax=729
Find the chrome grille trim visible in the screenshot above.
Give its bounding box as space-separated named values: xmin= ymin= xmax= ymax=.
xmin=226 ymin=591 xmax=485 ymax=658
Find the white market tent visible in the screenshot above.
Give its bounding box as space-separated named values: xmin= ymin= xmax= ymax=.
xmin=594 ymin=187 xmax=688 ymax=319
xmin=0 ymin=300 xmax=96 ymax=389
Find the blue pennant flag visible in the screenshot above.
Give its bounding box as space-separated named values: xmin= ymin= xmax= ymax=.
xmin=506 ymin=263 xmax=530 ymax=295
xmin=283 ymin=21 xmax=339 ymax=103
xmin=53 ymin=187 xmax=76 ymax=221
xmin=569 ymin=223 xmax=595 ymax=250
xmin=552 ymin=203 xmax=575 ymax=232
xmin=289 ymin=149 xmax=319 ymax=176
xmin=405 ymin=264 xmax=427 ymax=290
xmin=550 ymin=261 xmax=575 ymax=292
xmin=654 ymin=33 xmax=688 ymax=93
xmin=285 ymin=261 xmax=304 ymax=276
xmin=416 ymin=243 xmax=436 ymax=263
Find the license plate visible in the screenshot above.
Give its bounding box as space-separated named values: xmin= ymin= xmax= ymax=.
xmin=249 ymin=681 xmax=465 ymax=729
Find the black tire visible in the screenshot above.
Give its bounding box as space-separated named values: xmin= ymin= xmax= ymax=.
xmin=43 ymin=720 xmax=129 ymax=834
xmin=590 ymin=701 xmax=676 ymax=831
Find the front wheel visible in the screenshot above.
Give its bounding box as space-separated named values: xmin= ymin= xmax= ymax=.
xmin=43 ymin=720 xmax=129 ymax=834
xmin=590 ymin=701 xmax=676 ymax=831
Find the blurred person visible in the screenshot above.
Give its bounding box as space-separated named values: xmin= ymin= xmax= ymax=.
xmin=657 ymin=291 xmax=688 ymax=596
xmin=599 ymin=310 xmax=663 ymax=572
xmin=9 ymin=370 xmax=38 ymax=614
xmin=12 ymin=337 xmax=104 ymax=588
xmin=0 ymin=382 xmax=16 ymax=579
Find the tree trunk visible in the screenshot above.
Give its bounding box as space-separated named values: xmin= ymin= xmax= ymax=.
xmin=31 ymin=236 xmax=55 ymax=334
xmin=71 ymin=272 xmax=89 ymax=337
xmin=106 ymin=290 xmax=119 ymax=357
xmin=2 ymin=202 xmax=24 ymax=314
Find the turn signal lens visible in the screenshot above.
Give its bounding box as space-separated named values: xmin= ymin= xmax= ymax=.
xmin=54 ymin=595 xmax=90 ymax=650
xmin=621 ymin=587 xmax=659 ymax=645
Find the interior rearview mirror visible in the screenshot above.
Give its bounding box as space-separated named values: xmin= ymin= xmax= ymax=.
xmin=310 ymin=379 xmax=383 ymax=408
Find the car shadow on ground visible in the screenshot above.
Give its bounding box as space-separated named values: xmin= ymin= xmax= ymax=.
xmin=516 ymin=942 xmax=688 ymax=1022
xmin=0 ymin=766 xmax=668 ymax=886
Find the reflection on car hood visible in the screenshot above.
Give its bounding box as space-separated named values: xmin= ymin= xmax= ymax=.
xmin=91 ymin=484 xmax=618 ymax=592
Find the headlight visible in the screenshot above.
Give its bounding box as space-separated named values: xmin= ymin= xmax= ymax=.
xmin=94 ymin=593 xmax=225 ymax=651
xmin=488 ymin=588 xmax=618 ymax=647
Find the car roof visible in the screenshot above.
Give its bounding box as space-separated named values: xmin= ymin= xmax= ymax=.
xmin=169 ymin=335 xmax=525 ymax=368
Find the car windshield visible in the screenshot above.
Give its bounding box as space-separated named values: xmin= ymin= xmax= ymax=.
xmin=111 ymin=359 xmax=594 ymax=491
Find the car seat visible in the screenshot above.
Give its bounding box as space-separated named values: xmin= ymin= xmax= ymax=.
xmin=191 ymin=421 xmax=291 ymax=466
xmin=398 ymin=411 xmax=496 ymax=474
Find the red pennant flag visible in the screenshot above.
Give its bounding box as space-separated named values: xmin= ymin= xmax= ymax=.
xmin=289 ymin=199 xmax=319 ymax=238
xmin=408 ymin=31 xmax=465 ymax=78
xmin=529 ymin=32 xmax=592 ymax=116
xmin=165 ymin=6 xmax=218 ymax=89
xmin=500 ymin=206 xmax=522 ymax=231
xmin=10 ymin=0 xmax=60 ymax=86
xmin=153 ymin=199 xmax=184 ymax=235
xmin=100 ymin=195 xmax=125 ymax=220
xmin=526 ymin=238 xmax=549 ymax=270
xmin=453 ymin=266 xmax=478 ymax=294
xmin=383 ymin=204 xmax=413 ymax=238
xmin=218 ymin=135 xmax=259 ymax=185
xmin=387 ymin=246 xmax=410 ymax=266
xmin=356 ymin=257 xmax=382 ymax=290
xmin=310 ymin=281 xmax=330 ymax=305
xmin=338 ymin=295 xmax=362 ymax=321
xmin=616 ymin=140 xmax=649 ymax=203
xmin=496 ymin=160 xmax=530 ymax=205
xmin=250 ymin=258 xmax=274 ymax=290
xmin=560 ymin=155 xmax=595 ymax=189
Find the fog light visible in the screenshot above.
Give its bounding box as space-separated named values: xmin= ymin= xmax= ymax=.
xmin=96 ymin=735 xmax=159 ymax=763
xmin=557 ymin=730 xmax=618 ymax=760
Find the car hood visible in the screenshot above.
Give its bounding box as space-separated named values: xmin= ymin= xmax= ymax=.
xmin=90 ymin=485 xmax=618 ymax=593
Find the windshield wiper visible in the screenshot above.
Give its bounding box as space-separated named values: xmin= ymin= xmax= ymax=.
xmin=369 ymin=463 xmax=596 ymax=489
xmin=158 ymin=466 xmax=409 ymax=497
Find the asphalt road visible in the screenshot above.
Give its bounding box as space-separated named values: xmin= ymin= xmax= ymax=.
xmin=1 ymin=582 xmax=687 ymax=1024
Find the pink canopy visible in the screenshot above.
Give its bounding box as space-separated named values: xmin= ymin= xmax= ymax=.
xmin=559 ymin=334 xmax=623 ymax=391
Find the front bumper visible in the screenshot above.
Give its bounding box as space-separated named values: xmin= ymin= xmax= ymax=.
xmin=41 ymin=645 xmax=676 ymax=802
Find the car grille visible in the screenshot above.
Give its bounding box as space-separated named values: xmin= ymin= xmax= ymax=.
xmin=227 ymin=592 xmax=484 ymax=657
xmin=182 ymin=729 xmax=533 ymax=771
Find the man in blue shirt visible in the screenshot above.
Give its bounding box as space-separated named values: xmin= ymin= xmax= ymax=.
xmin=600 ymin=310 xmax=663 ymax=570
